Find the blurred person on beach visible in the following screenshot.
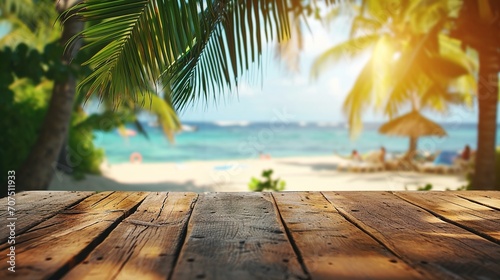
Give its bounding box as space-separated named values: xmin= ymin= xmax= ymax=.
xmin=453 ymin=145 xmax=474 ymax=172
xmin=379 ymin=147 xmax=386 ymax=163
xmin=460 ymin=145 xmax=472 ymax=161
xmin=351 ymin=150 xmax=362 ymax=162
xmin=259 ymin=151 xmax=271 ymax=160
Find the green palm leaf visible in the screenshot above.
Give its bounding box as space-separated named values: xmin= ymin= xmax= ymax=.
xmin=134 ymin=91 xmax=181 ymax=143
xmin=162 ymin=0 xmax=293 ymax=110
xmin=64 ymin=0 xmax=200 ymax=105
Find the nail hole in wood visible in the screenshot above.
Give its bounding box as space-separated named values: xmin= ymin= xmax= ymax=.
xmin=192 ymin=235 xmax=205 ymax=239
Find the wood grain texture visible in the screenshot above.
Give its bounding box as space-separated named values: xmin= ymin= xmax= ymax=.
xmin=0 ymin=192 xmax=148 ymax=280
xmin=273 ymin=192 xmax=426 ymax=279
xmin=171 ymin=192 xmax=307 ymax=280
xmin=457 ymin=191 xmax=500 ymax=211
xmin=395 ymin=191 xmax=500 ymax=244
xmin=62 ymin=192 xmax=197 ymax=280
xmin=323 ymin=192 xmax=500 ymax=280
xmin=0 ymin=191 xmax=94 ymax=244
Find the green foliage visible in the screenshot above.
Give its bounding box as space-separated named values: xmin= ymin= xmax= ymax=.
xmin=0 ymin=41 xmax=104 ymax=179
xmin=451 ymin=185 xmax=467 ymax=191
xmin=67 ymin=111 xmax=105 ymax=179
xmin=0 ymin=77 xmax=105 ymax=179
xmin=417 ymin=183 xmax=433 ymax=191
xmin=248 ymin=169 xmax=286 ymax=192
xmin=0 ymin=80 xmax=50 ymax=176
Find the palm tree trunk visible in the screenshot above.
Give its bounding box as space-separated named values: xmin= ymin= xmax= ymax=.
xmin=408 ymin=136 xmax=418 ymax=158
xmin=17 ymin=1 xmax=83 ymax=191
xmin=472 ymin=46 xmax=499 ymax=190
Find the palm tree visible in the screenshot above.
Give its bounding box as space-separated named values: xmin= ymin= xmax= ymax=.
xmin=16 ymin=0 xmax=85 ymax=190
xmin=450 ymin=0 xmax=500 ymax=190
xmin=311 ymin=0 xmax=475 ymax=159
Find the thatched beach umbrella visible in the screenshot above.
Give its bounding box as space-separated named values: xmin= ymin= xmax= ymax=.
xmin=379 ymin=111 xmax=447 ymax=158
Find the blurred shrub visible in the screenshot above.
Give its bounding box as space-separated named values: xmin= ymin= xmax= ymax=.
xmin=67 ymin=111 xmax=105 ymax=180
xmin=249 ymin=169 xmax=286 ymax=192
xmin=0 ymin=80 xmax=49 ymax=176
xmin=417 ymin=184 xmax=433 ymax=191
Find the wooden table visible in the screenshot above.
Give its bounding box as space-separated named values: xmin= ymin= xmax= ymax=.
xmin=1 ymin=191 xmax=499 ymax=279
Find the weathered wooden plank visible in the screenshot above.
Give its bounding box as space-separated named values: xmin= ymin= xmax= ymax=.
xmin=0 ymin=192 xmax=148 ymax=280
xmin=323 ymin=192 xmax=500 ymax=280
xmin=457 ymin=191 xmax=500 ymax=211
xmin=0 ymin=191 xmax=94 ymax=244
xmin=171 ymin=192 xmax=307 ymax=280
xmin=395 ymin=191 xmax=500 ymax=244
xmin=62 ymin=192 xmax=197 ymax=280
xmin=273 ymin=192 xmax=426 ymax=279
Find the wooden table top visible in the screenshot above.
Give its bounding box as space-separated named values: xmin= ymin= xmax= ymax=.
xmin=1 ymin=191 xmax=499 ymax=279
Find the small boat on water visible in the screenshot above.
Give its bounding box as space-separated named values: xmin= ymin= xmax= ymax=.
xmin=181 ymin=124 xmax=198 ymax=132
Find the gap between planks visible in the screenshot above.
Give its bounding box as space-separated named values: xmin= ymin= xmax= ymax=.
xmin=322 ymin=191 xmax=500 ymax=280
xmin=270 ymin=193 xmax=312 ymax=279
xmin=60 ymin=192 xmax=198 ymax=280
xmin=273 ymin=192 xmax=426 ymax=280
xmin=392 ymin=191 xmax=500 ymax=245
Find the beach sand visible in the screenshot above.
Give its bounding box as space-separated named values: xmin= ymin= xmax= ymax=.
xmin=49 ymin=155 xmax=468 ymax=192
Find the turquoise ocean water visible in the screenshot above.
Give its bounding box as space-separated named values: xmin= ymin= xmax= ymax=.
xmin=94 ymin=121 xmax=500 ymax=164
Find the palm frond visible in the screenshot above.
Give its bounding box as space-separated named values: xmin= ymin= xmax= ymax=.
xmin=438 ymin=34 xmax=478 ymax=73
xmin=134 ymin=92 xmax=181 ymax=143
xmin=162 ymin=0 xmax=294 ymax=110
xmin=310 ymin=34 xmax=378 ymax=79
xmin=73 ymin=110 xmax=135 ymax=132
xmin=65 ymin=0 xmax=303 ymax=111
xmin=342 ymin=58 xmax=374 ymax=138
xmin=274 ymin=11 xmax=305 ymax=73
xmin=370 ymin=34 xmax=394 ymax=108
xmin=64 ymin=0 xmax=201 ymax=105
